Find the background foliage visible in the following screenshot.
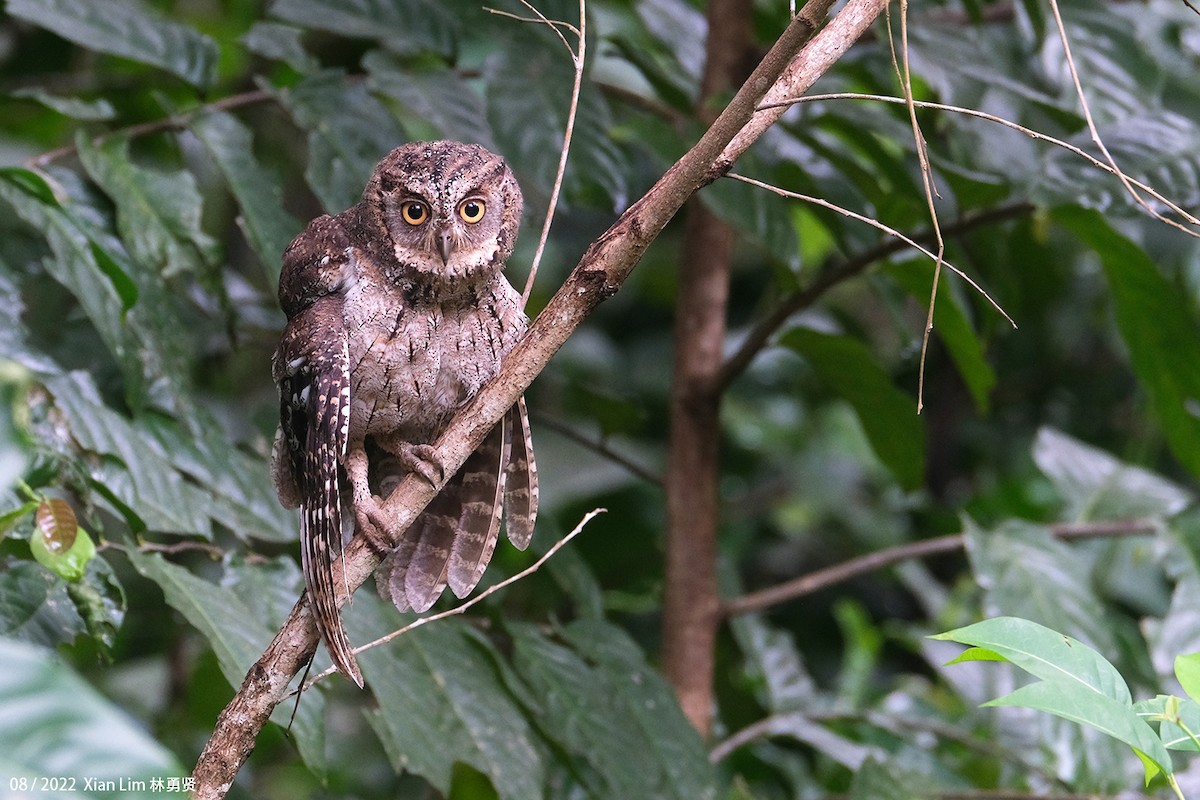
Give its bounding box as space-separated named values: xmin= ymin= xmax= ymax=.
xmin=1 ymin=0 xmax=1200 ymax=797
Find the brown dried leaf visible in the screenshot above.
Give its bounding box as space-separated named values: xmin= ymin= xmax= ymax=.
xmin=36 ymin=497 xmax=78 ymax=553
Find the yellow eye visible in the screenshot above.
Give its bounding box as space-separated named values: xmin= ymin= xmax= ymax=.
xmin=458 ymin=199 xmax=486 ymax=224
xmin=400 ymin=200 xmax=429 ymax=226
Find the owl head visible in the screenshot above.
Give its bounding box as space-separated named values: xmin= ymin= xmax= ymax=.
xmin=362 ymin=141 xmax=523 ymax=281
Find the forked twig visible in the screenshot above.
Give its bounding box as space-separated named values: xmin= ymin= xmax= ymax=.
xmin=726 ymin=173 xmax=1015 ymax=328
xmin=487 ymin=0 xmax=587 ymax=308
xmin=295 ymin=508 xmax=605 ymax=693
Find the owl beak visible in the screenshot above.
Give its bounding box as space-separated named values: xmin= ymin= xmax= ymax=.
xmin=437 ymin=228 xmax=454 ymax=264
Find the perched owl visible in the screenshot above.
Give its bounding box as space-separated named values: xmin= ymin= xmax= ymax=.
xmin=271 ymin=141 xmax=538 ymax=686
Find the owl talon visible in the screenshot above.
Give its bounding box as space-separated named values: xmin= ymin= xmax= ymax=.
xmin=353 ymin=496 xmax=394 ymax=553
xmin=394 ymin=442 xmax=445 ymax=487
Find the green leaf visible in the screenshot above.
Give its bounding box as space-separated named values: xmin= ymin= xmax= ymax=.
xmin=0 ymin=169 xmax=192 ymax=411
xmin=963 ymin=519 xmax=1118 ymax=658
xmin=190 ymin=110 xmax=301 ymax=283
xmin=885 ymin=260 xmax=997 ymax=413
xmin=780 ymin=326 xmax=924 ymax=489
xmin=933 ymin=616 xmax=1132 ymax=703
xmin=359 ymin=605 xmax=545 ymax=800
xmin=486 ymin=45 xmax=628 ymax=207
xmin=240 ymin=22 xmax=319 ymax=72
xmin=987 ymin=680 xmax=1170 ymax=777
xmin=44 ymin=372 xmax=212 ymax=537
xmin=365 ymin=54 xmax=496 ymax=149
xmin=0 ymin=166 xmax=60 ymax=205
xmin=77 ymin=134 xmax=219 ymax=278
xmin=0 ymin=560 xmax=86 ymax=647
xmin=126 ymin=550 xmax=326 ymax=773
xmin=1176 ymin=653 xmax=1200 ymax=705
xmin=1055 ymin=207 xmax=1200 ymax=480
xmin=270 ymin=0 xmax=458 ymax=57
xmin=1136 ymin=694 xmax=1200 ymax=751
xmin=0 ymin=637 xmax=183 ymax=792
xmin=560 ymin=620 xmax=717 ymax=799
xmin=30 ymin=513 xmax=95 ymax=583
xmin=65 ymin=559 xmax=125 ymax=655
xmin=1033 ymin=426 xmax=1192 ymax=521
xmin=272 ymin=70 xmax=407 ymax=213
xmin=1039 ymin=113 xmax=1200 ymax=212
xmin=10 ymin=87 xmax=116 ymax=120
xmin=943 ymin=645 xmax=1009 ymax=664
xmin=7 ymin=0 xmax=216 ymax=88
xmin=507 ymin=621 xmax=717 ymax=798
xmin=138 ymin=413 xmax=295 ymax=543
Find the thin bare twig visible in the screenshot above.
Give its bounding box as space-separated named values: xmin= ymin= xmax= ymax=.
xmin=887 ymin=0 xmax=947 ymax=414
xmin=727 ymin=173 xmax=1015 ymax=328
xmin=764 ymin=92 xmax=1200 ymax=229
xmin=486 ymin=0 xmax=588 ymax=308
xmin=1046 ymin=0 xmax=1200 ymax=238
xmin=717 ymin=201 xmax=1034 ymax=391
xmin=297 ymin=508 xmax=604 ymax=693
xmin=720 ymin=518 xmax=1158 ymax=617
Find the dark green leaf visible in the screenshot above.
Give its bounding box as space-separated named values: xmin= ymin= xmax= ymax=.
xmin=240 ymin=22 xmax=319 ymax=72
xmin=7 ymin=0 xmax=217 ymax=88
xmin=272 ymin=70 xmax=407 ymax=213
xmin=10 ymin=87 xmax=116 ymax=120
xmin=138 ymin=413 xmax=295 ymax=543
xmin=1056 ymin=207 xmax=1200 ymax=479
xmin=507 ymin=621 xmax=716 ymax=798
xmin=365 ymin=54 xmax=496 ymax=149
xmin=730 ymin=613 xmax=819 ymax=713
xmin=780 ymin=326 xmax=924 ymax=489
xmin=486 ymin=46 xmax=628 ymax=208
xmin=359 ymin=605 xmax=545 ymax=800
xmin=0 ymin=166 xmax=60 ymax=205
xmin=77 ymin=134 xmax=219 ymax=278
xmin=0 ymin=559 xmax=86 ymax=646
xmin=270 ymin=0 xmax=458 ymax=57
xmin=127 ymin=549 xmax=327 ymax=773
xmin=44 ymin=372 xmax=212 ymax=537
xmin=190 ymin=110 xmax=301 ymax=283
xmin=560 ymin=620 xmax=717 ymax=799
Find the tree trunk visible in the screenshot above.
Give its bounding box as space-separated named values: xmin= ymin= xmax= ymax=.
xmin=662 ymin=0 xmax=755 ymax=736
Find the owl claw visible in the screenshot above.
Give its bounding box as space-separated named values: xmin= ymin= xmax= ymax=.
xmin=394 ymin=442 xmax=445 ymax=487
xmin=353 ymin=493 xmax=394 ymax=553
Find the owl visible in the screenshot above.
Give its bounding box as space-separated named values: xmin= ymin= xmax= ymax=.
xmin=271 ymin=141 xmax=538 ymax=687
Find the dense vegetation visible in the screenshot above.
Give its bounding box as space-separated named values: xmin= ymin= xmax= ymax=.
xmin=2 ymin=0 xmax=1200 ymax=797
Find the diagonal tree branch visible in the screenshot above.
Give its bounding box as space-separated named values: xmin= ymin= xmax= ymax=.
xmin=191 ymin=0 xmax=886 ymax=795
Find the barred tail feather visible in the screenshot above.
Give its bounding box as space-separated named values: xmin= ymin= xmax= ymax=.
xmin=503 ymin=396 xmax=538 ymax=549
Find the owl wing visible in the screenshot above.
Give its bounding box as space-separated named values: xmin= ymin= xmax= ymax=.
xmin=273 ymin=294 xmax=363 ymax=687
